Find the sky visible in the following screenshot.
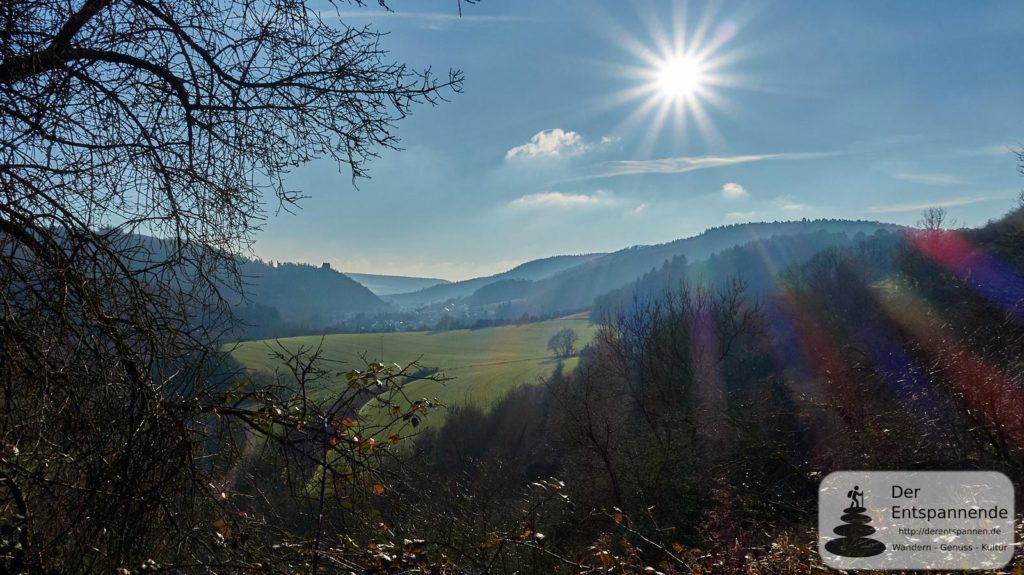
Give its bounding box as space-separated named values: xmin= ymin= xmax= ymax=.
xmin=254 ymin=0 xmax=1024 ymax=280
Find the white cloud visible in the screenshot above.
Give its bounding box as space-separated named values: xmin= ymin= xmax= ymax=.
xmin=725 ymin=211 xmax=757 ymax=220
xmin=721 ymin=182 xmax=748 ymax=199
xmin=600 ymin=135 xmax=621 ymax=145
xmin=866 ymin=194 xmax=999 ymax=214
xmin=507 ymin=190 xmax=611 ymax=209
xmin=628 ymin=203 xmax=648 ymax=215
xmin=568 ymin=151 xmax=837 ymax=182
xmin=772 ymin=195 xmax=807 ymax=211
xmin=890 ymin=171 xmax=966 ymax=186
xmin=506 ymin=129 xmax=588 ymax=160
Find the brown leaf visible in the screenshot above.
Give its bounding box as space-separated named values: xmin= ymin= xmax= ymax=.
xmin=211 ymin=518 xmax=232 ymax=538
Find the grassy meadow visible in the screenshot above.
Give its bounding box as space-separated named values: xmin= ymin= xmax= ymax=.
xmin=227 ymin=313 xmax=598 ymax=433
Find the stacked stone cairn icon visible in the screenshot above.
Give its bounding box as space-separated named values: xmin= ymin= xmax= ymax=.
xmin=825 ymin=504 xmax=886 ymax=557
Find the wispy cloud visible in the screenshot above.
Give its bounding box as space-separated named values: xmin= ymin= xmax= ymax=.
xmin=890 ymin=171 xmax=966 ymax=186
xmin=956 ymin=143 xmax=1020 ymax=157
xmin=725 ymin=211 xmax=757 ymax=219
xmin=508 ymin=190 xmax=612 ymax=209
xmin=628 ymin=203 xmax=648 ymax=216
xmin=866 ymin=194 xmax=999 ymax=214
xmin=721 ymin=182 xmax=749 ymax=199
xmin=568 ymin=151 xmax=836 ymax=182
xmin=324 ymin=11 xmax=534 ymax=24
xmin=772 ymin=195 xmax=807 ymax=211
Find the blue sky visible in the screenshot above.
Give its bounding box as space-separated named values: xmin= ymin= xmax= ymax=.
xmin=255 ymin=0 xmax=1024 ymax=280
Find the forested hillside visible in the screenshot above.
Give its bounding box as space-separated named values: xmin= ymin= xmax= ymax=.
xmin=387 ymin=253 xmax=607 ymax=306
xmin=485 ymin=219 xmax=899 ymax=317
xmin=592 ymin=227 xmax=901 ymax=321
xmin=236 ymin=259 xmax=386 ymax=336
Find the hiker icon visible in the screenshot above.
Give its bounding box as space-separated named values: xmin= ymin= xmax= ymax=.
xmin=825 ymin=485 xmax=886 ymax=558
xmin=847 ymin=485 xmax=864 ymax=508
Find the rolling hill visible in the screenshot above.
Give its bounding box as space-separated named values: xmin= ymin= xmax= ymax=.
xmin=386 ymin=253 xmax=607 ymax=307
xmin=466 ymin=219 xmax=903 ymax=318
xmin=346 ymin=272 xmax=450 ymax=296
xmin=60 ymin=233 xmax=389 ymax=339
xmin=239 ymin=260 xmax=386 ymax=322
xmin=233 ymin=260 xmax=387 ymax=339
xmin=592 ymin=227 xmax=903 ymax=321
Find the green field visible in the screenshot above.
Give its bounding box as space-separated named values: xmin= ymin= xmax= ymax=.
xmin=228 ymin=313 xmax=597 ymax=433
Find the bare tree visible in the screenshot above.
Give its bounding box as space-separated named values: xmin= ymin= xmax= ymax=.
xmin=0 ymin=1 xmax=461 ymax=571
xmin=547 ymin=328 xmax=579 ymax=358
xmin=918 ymin=207 xmax=954 ymax=230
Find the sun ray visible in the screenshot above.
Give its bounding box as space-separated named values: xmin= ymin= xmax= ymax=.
xmin=639 ymin=98 xmax=676 ymax=159
xmin=688 ymin=96 xmax=726 ymax=150
xmin=908 ymin=229 xmax=1024 ymax=320
xmin=688 ymin=1 xmax=720 ymax=57
xmin=871 ymin=280 xmax=1024 ymax=449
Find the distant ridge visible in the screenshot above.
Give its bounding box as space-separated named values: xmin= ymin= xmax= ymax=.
xmin=485 ymin=219 xmax=903 ymax=317
xmin=386 ymin=253 xmax=607 ymax=307
xmin=346 ymin=272 xmax=450 ymax=296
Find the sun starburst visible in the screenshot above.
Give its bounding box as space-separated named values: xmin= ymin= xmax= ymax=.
xmin=596 ymin=1 xmax=750 ymax=155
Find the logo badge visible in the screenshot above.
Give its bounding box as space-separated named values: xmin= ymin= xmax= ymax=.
xmin=819 ymin=471 xmax=1013 ymax=570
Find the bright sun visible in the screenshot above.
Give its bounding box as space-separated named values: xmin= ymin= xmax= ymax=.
xmin=656 ymin=56 xmax=706 ymax=99
xmin=596 ymin=2 xmax=747 ymax=152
